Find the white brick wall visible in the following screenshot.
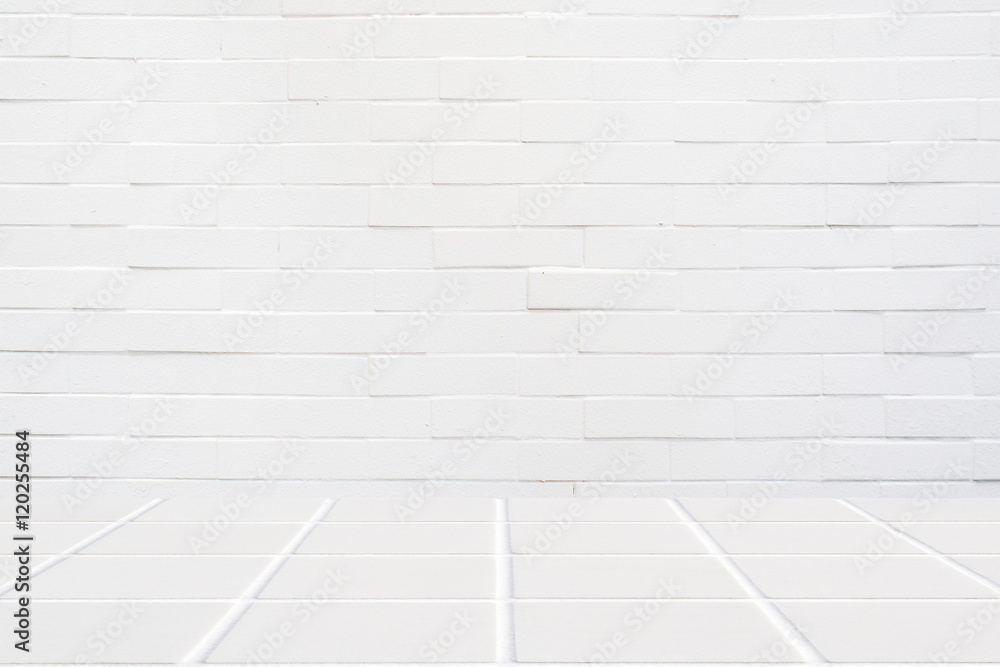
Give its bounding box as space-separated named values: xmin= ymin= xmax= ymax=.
xmin=1 ymin=0 xmax=1000 ymax=497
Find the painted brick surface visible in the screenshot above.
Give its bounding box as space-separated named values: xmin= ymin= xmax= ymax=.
xmin=1 ymin=2 xmax=999 ymax=496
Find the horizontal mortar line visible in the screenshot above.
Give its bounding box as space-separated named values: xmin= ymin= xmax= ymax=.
xmin=24 ymin=596 xmax=1000 ymax=602
xmin=27 ymin=519 xmax=977 ymax=524
xmin=0 ymin=497 xmax=164 ymax=597
xmin=18 ymin=551 xmax=754 ymax=556
xmin=20 ymin=551 xmax=998 ymax=557
xmin=32 ymin=594 xmax=996 ymax=606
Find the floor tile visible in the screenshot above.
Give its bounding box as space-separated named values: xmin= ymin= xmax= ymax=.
xmin=514 ymin=555 xmax=746 ymax=598
xmin=905 ymin=522 xmax=1000 ymax=554
xmin=210 ymin=601 xmax=496 ymax=663
xmin=515 ymin=600 xmax=803 ymax=662
xmin=75 ymin=522 xmax=302 ymax=555
xmin=852 ymin=498 xmax=1000 ymax=522
xmin=14 ymin=601 xmax=228 ymax=664
xmin=510 ymin=522 xmax=706 ymax=554
xmin=24 ymin=522 xmax=111 ymax=554
xmin=509 ymin=498 xmax=679 ymax=522
xmin=778 ymin=599 xmax=1000 ymax=663
xmin=953 ymin=555 xmax=1000 ymax=588
xmin=135 ymin=496 xmax=328 ymax=522
xmin=326 ymin=497 xmax=496 ymax=522
xmin=734 ymin=554 xmax=998 ymax=598
xmin=681 ymin=497 xmax=862 ymax=522
xmin=704 ymin=521 xmax=924 ymax=554
xmin=260 ymin=555 xmax=495 ymax=599
xmin=28 ymin=497 xmax=155 ymax=522
xmin=25 ymin=556 xmax=268 ymax=599
xmin=298 ymin=522 xmax=495 ymax=554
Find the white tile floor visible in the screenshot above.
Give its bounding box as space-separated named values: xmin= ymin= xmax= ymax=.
xmin=2 ymin=497 xmax=999 ymax=664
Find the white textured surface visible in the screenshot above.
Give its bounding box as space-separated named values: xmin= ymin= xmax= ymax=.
xmin=1 ymin=497 xmax=999 ymax=663
xmin=2 ymin=2 xmax=1000 ymax=498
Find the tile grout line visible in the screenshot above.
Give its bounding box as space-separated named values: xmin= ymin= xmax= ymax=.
xmin=0 ymin=497 xmax=165 ymax=597
xmin=495 ymin=498 xmax=517 ymax=665
xmin=181 ymin=497 xmax=338 ymax=665
xmin=838 ymin=499 xmax=1000 ymax=595
xmin=666 ymin=499 xmax=829 ymax=666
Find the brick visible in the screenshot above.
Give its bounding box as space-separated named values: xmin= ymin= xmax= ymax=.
xmin=217 ymin=186 xmax=369 ymax=227
xmin=580 ymin=313 xmax=734 ymax=353
xmin=585 ymin=398 xmax=735 ymax=438
xmin=747 ymin=60 xmax=899 ymax=101
xmin=823 ymin=442 xmax=975 ymax=480
xmin=675 ymin=185 xmax=825 ymax=226
xmin=376 ymin=269 xmax=526 ymax=311
xmin=735 ymin=397 xmax=885 ymax=437
xmin=671 ymin=441 xmax=823 ymax=481
xmin=71 ymin=17 xmax=222 ymax=58
xmin=289 ymin=60 xmax=439 ymax=100
xmin=441 ymin=58 xmax=589 ymax=100
xmin=371 ymin=102 xmax=519 ymax=141
xmin=432 ymin=397 xmax=583 ymax=438
xmin=128 ymin=228 xmax=278 ymax=268
xmin=528 ymin=268 xmax=677 ymax=310
xmin=517 ymin=185 xmax=672 ymax=227
xmin=279 ymin=229 xmax=432 ymax=268
xmin=369 ymin=355 xmax=517 ymax=396
xmin=376 ymin=16 xmax=525 ymax=56
xmin=518 ymin=355 xmax=672 ymax=395
xmin=593 ymin=60 xmax=745 ymax=101
xmin=586 ymin=228 xmax=738 ymax=269
xmin=370 ymin=185 xmax=518 ymax=227
xmin=672 ymin=354 xmax=822 ymax=396
xmin=887 ymin=398 xmax=1000 ymax=437
xmin=824 ymin=354 xmax=973 ymax=395
xmin=434 ymin=229 xmax=583 ymax=268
